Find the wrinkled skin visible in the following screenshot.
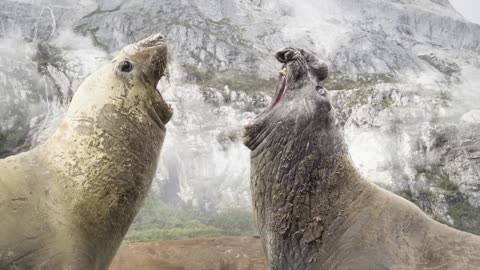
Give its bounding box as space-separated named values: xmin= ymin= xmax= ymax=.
xmin=244 ymin=48 xmax=480 ymax=270
xmin=0 ymin=33 xmax=172 ymax=270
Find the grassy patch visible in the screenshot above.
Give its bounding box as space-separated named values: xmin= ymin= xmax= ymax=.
xmin=124 ymin=221 xmax=225 ymax=242
xmin=413 ymin=166 xmax=480 ymax=234
xmin=125 ymin=196 xmax=257 ymax=243
xmin=324 ymin=72 xmax=397 ymax=90
xmin=183 ymin=67 xmax=397 ymax=94
xmin=441 ymin=180 xmax=480 ymax=235
xmin=182 ymin=65 xmax=277 ymax=93
xmin=0 ymin=114 xmax=30 ymax=158
xmin=447 ymin=201 xmax=480 ymax=235
xmin=0 ymin=133 xmax=7 ymax=157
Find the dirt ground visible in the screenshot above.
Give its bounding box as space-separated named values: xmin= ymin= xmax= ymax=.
xmin=109 ymin=237 xmax=267 ymax=270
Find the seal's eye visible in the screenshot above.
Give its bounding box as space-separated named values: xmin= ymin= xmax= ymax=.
xmin=316 ymin=85 xmax=327 ymax=96
xmin=119 ymin=60 xmax=133 ymax=73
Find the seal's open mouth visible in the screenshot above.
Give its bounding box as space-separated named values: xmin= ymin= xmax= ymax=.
xmin=148 ymin=81 xmax=173 ymax=130
xmin=243 ymin=48 xmax=330 ymax=150
xmin=130 ymin=33 xmax=173 ymax=129
xmin=271 ymin=67 xmax=288 ymax=109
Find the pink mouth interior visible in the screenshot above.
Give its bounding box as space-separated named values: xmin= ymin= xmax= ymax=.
xmin=271 ymin=71 xmax=287 ymax=109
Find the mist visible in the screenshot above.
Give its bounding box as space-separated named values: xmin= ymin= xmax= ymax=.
xmin=154 ymin=78 xmax=256 ymax=209
xmin=450 ymin=0 xmax=480 ymax=24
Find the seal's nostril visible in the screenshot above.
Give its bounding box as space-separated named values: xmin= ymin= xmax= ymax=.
xmin=152 ymin=33 xmax=165 ymax=41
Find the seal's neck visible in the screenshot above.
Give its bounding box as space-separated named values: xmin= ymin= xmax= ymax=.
xmin=45 ymin=104 xmax=162 ymax=214
xmin=251 ymin=113 xmax=365 ymax=213
xmin=38 ymin=99 xmax=164 ymax=268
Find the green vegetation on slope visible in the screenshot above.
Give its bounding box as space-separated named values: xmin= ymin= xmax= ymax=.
xmin=125 ymin=196 xmax=258 ymax=243
xmin=324 ymin=72 xmax=397 ymax=90
xmin=404 ymin=166 xmax=480 ymax=235
xmin=182 ymin=66 xmax=397 ymax=94
xmin=0 ymin=114 xmax=30 ymax=158
xmin=182 ymin=65 xmax=277 ymax=93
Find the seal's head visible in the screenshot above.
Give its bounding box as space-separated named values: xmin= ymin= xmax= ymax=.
xmin=113 ymin=33 xmax=173 ymax=127
xmin=66 ymin=33 xmax=172 ymax=131
xmin=244 ymin=47 xmax=333 ymax=151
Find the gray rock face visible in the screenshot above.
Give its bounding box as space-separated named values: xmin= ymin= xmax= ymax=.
xmin=461 ymin=110 xmax=480 ymax=123
xmin=1 ymin=0 xmax=480 ymax=233
xmin=0 ymin=0 xmax=106 ymax=155
xmin=75 ymin=0 xmax=274 ymax=75
xmin=0 ymin=36 xmax=43 ymax=157
xmin=331 ymin=83 xmax=480 ymax=232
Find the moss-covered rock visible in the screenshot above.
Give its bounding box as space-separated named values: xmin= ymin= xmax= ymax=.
xmin=0 ymin=112 xmax=30 ymax=158
xmin=324 ymin=72 xmax=397 ymax=90
xmin=181 ymin=65 xmax=277 ymax=93
xmin=406 ymin=165 xmax=480 ymax=234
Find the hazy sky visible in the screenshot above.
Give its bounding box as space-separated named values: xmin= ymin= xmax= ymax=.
xmin=450 ymin=0 xmax=480 ymax=24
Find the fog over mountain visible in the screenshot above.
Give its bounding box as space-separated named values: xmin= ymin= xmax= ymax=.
xmin=450 ymin=0 xmax=480 ymax=24
xmin=1 ymin=0 xmax=480 ymax=235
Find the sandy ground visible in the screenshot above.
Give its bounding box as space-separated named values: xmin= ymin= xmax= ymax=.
xmin=109 ymin=237 xmax=267 ymax=270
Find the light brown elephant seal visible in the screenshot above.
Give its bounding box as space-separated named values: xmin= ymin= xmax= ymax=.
xmin=244 ymin=47 xmax=480 ymax=270
xmin=0 ymin=33 xmax=172 ymax=270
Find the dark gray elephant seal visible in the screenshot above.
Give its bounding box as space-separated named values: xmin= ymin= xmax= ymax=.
xmin=244 ymin=47 xmax=480 ymax=270
xmin=0 ymin=33 xmax=172 ymax=270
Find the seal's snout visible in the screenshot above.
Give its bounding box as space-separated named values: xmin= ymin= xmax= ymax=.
xmin=137 ymin=33 xmax=166 ymax=48
xmin=151 ymin=33 xmax=165 ymax=41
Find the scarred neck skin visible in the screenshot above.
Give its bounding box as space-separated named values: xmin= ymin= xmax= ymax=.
xmin=36 ymin=96 xmax=165 ymax=269
xmin=244 ymin=48 xmax=369 ymax=269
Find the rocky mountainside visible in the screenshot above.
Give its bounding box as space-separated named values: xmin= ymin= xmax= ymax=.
xmin=1 ymin=0 xmax=480 ymax=234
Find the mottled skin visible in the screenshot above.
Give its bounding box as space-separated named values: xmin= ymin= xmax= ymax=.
xmin=244 ymin=48 xmax=480 ymax=270
xmin=0 ymin=34 xmax=172 ymax=270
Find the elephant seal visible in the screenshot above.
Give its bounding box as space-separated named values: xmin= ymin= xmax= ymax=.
xmin=244 ymin=47 xmax=480 ymax=270
xmin=0 ymin=33 xmax=172 ymax=270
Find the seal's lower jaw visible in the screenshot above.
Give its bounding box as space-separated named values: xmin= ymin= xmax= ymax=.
xmin=148 ymin=85 xmax=172 ymax=130
xmin=243 ymin=67 xmax=288 ymax=149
